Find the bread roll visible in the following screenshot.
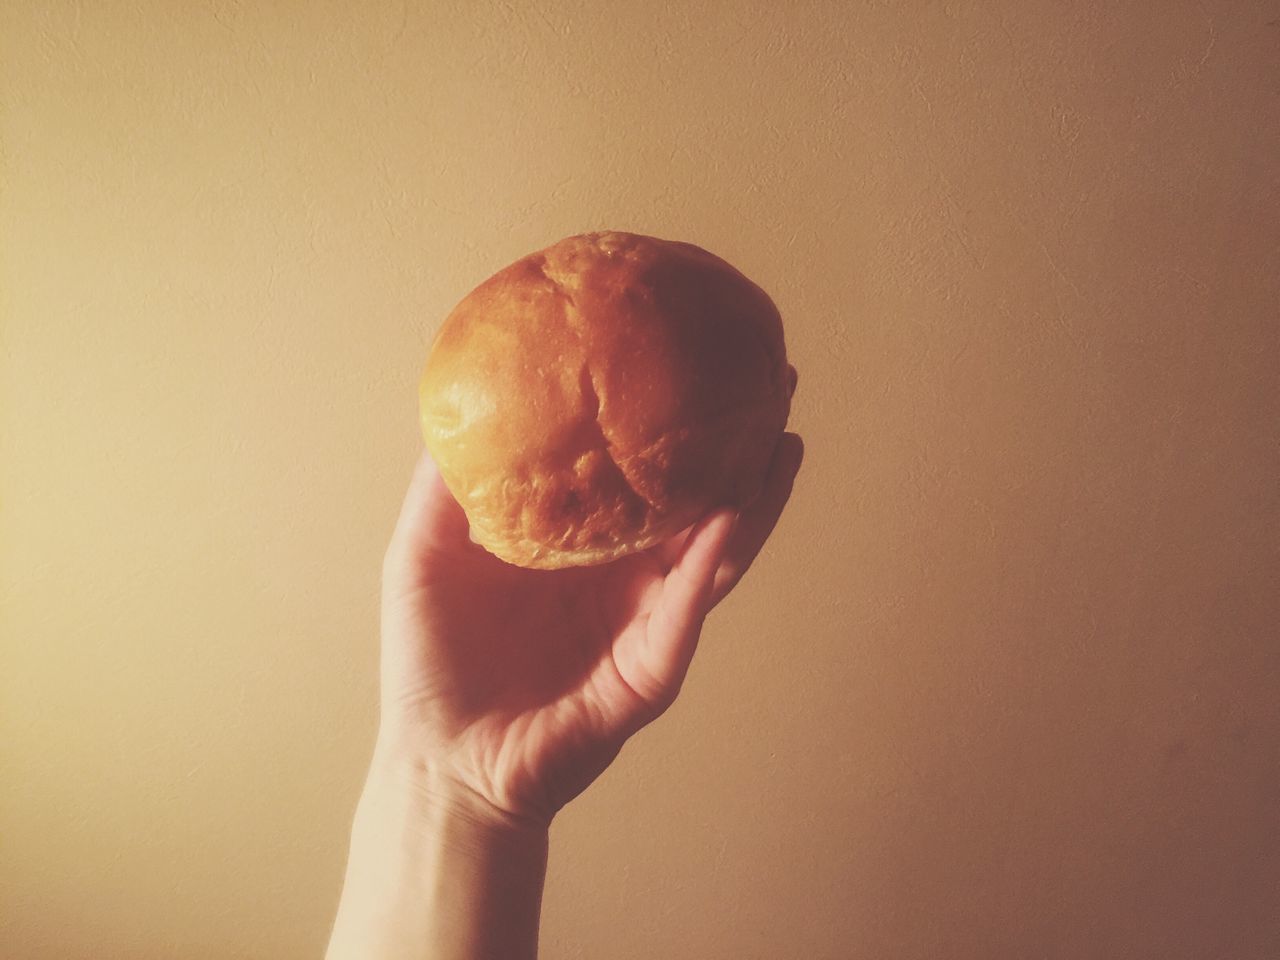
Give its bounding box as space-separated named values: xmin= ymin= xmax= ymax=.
xmin=418 ymin=231 xmax=791 ymax=569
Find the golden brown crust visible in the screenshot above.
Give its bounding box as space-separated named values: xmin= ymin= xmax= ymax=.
xmin=419 ymin=231 xmax=790 ymax=569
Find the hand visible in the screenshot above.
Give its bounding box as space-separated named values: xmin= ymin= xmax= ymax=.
xmin=376 ymin=428 xmax=804 ymax=829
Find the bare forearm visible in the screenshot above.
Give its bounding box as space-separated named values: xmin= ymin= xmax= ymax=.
xmin=326 ymin=746 xmax=549 ymax=960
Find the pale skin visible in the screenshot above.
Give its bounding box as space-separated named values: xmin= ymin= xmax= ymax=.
xmin=327 ymin=384 xmax=803 ymax=959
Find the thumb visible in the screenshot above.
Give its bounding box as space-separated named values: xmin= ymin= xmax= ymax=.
xmin=622 ymin=509 xmax=738 ymax=716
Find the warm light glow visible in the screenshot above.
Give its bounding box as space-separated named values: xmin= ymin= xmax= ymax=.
xmin=3 ymin=2 xmax=1275 ymax=957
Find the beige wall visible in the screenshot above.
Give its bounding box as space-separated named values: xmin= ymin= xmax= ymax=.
xmin=3 ymin=2 xmax=1277 ymax=957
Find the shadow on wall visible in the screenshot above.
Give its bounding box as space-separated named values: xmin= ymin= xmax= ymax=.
xmin=814 ymin=275 xmax=1279 ymax=954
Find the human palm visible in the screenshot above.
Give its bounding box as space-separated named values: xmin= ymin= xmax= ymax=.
xmin=379 ymin=432 xmax=803 ymax=827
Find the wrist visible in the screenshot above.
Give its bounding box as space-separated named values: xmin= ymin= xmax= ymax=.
xmin=328 ymin=740 xmax=549 ymax=960
xmin=366 ymin=734 xmax=551 ymax=839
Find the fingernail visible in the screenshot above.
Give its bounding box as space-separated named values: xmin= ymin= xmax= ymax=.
xmin=790 ymin=435 xmax=805 ymax=470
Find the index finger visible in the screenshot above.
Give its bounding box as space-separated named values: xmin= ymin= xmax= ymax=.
xmin=709 ymin=431 xmax=804 ymax=607
xmin=385 ymin=447 xmax=472 ymax=567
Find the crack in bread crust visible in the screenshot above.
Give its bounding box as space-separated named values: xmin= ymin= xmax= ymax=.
xmin=575 ymin=359 xmax=658 ymax=513
xmin=538 ymin=256 xmax=657 ymax=516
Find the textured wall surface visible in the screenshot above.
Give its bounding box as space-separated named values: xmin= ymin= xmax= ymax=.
xmin=3 ymin=2 xmax=1278 ymax=958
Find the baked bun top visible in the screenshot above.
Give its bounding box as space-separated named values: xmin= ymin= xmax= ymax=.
xmin=419 ymin=231 xmax=791 ymax=569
